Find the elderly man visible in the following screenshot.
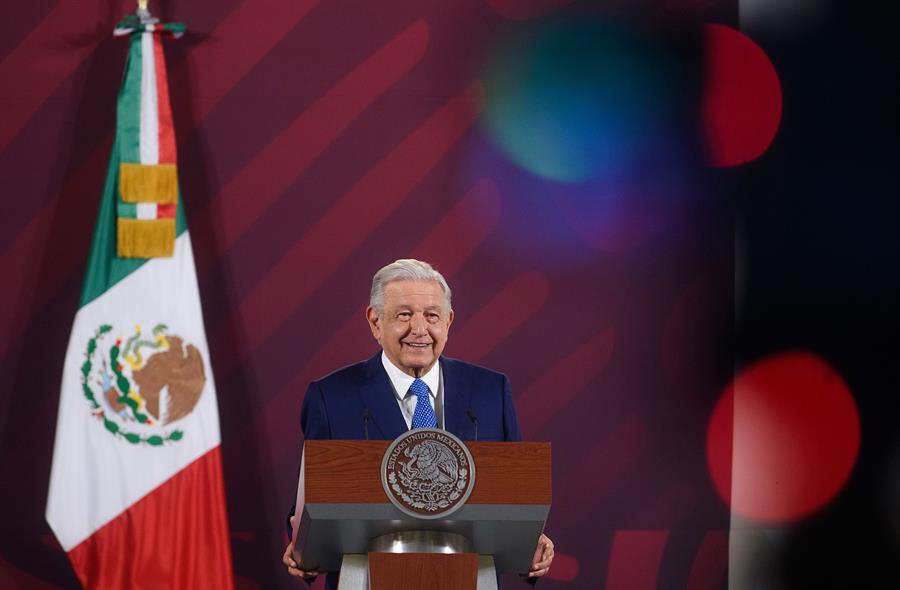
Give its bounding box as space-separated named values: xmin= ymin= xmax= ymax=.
xmin=283 ymin=259 xmax=554 ymax=585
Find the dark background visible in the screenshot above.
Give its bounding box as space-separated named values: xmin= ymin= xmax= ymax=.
xmin=1 ymin=0 xmax=896 ymax=588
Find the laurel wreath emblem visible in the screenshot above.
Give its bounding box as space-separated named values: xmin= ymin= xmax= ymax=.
xmin=80 ymin=324 xmax=184 ymax=446
xmin=388 ymin=467 xmax=467 ymax=511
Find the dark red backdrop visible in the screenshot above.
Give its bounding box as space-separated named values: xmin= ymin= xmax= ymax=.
xmin=20 ymin=0 xmax=895 ymax=588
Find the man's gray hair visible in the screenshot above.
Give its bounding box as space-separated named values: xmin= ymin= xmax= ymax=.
xmin=370 ymin=259 xmax=452 ymax=314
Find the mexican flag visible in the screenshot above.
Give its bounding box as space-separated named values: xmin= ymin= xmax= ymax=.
xmin=45 ymin=14 xmax=234 ymax=589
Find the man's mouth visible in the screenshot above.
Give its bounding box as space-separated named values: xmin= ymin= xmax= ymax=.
xmin=403 ymin=342 xmax=431 ymax=348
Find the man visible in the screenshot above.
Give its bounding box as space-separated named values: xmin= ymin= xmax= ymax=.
xmin=283 ymin=259 xmax=554 ymax=585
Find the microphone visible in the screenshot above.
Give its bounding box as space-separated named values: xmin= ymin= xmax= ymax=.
xmin=466 ymin=409 xmax=478 ymax=441
xmin=362 ymin=408 xmax=370 ymax=441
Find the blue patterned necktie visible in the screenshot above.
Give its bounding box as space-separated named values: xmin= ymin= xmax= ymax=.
xmin=409 ymin=378 xmax=437 ymax=429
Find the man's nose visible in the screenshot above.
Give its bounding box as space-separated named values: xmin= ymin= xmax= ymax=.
xmin=410 ymin=314 xmax=427 ymax=335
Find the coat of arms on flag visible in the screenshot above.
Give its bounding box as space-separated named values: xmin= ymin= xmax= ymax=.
xmin=81 ymin=323 xmax=206 ymax=445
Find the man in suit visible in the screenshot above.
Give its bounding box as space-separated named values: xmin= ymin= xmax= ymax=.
xmin=283 ymin=259 xmax=554 ymax=584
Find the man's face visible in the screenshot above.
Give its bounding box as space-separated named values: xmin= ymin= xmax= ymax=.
xmin=366 ymin=279 xmax=454 ymax=378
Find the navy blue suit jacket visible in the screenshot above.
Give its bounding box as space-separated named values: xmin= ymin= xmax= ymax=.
xmin=300 ymin=352 xmax=523 ymax=442
xmin=290 ymin=353 xmax=528 ymax=588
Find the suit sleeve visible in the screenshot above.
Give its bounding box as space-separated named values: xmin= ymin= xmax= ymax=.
xmin=502 ymin=375 xmax=523 ymax=442
xmin=288 ymin=381 xmax=332 ymax=539
xmin=300 ymin=381 xmax=332 ymax=440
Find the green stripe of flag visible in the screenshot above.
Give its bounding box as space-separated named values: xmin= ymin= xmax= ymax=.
xmin=117 ymin=33 xmax=143 ymax=165
xmin=79 ymin=27 xmax=187 ymax=309
xmin=117 ymin=202 xmax=139 ymax=218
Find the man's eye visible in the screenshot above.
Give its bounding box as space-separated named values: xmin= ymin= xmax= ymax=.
xmin=426 ymin=313 xmax=439 ymax=322
xmin=397 ymin=312 xmax=411 ymax=319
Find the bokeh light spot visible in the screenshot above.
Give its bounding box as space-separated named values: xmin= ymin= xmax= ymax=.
xmin=707 ymin=351 xmax=860 ymax=523
xmin=470 ymin=19 xmax=697 ymax=257
xmin=701 ymin=23 xmax=782 ymax=167
xmin=482 ymin=21 xmax=676 ymax=183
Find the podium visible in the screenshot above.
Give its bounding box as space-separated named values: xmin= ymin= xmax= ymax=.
xmin=291 ymin=433 xmax=551 ymax=590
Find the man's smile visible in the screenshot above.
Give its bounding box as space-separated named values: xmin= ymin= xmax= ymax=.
xmin=367 ymin=278 xmax=453 ymax=377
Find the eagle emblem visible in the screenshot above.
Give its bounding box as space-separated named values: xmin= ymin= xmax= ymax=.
xmin=381 ymin=428 xmax=476 ymax=519
xmin=80 ymin=323 xmax=206 ymax=445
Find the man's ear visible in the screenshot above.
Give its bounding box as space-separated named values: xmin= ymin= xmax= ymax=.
xmin=365 ymin=306 xmax=381 ymax=341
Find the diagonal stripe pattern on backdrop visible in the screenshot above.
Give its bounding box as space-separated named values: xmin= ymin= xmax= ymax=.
xmin=248 ymin=178 xmax=503 ymax=451
xmin=220 ymin=81 xmax=484 ymax=362
xmin=192 ymin=20 xmax=429 ymax=276
xmin=0 ymin=0 xmax=322 ymax=359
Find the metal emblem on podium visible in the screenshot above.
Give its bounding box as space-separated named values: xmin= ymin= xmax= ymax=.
xmin=381 ymin=428 xmax=476 ymax=519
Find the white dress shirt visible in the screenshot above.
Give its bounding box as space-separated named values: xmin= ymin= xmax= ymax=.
xmin=380 ymin=351 xmax=444 ymax=429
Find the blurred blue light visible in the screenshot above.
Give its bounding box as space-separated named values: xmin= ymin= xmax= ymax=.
xmin=481 ymin=20 xmax=674 ymax=184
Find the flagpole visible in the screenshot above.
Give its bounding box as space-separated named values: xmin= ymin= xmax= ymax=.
xmin=136 ymin=0 xmax=158 ymax=24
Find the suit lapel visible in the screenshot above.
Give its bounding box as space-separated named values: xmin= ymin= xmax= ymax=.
xmin=359 ymin=353 xmax=408 ymax=439
xmin=441 ymin=357 xmax=473 ymax=439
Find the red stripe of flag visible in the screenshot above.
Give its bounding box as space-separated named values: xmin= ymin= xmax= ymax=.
xmin=153 ymin=33 xmax=176 ymax=164
xmin=66 ymin=448 xmax=233 ymax=589
xmin=157 ymin=204 xmax=177 ymax=218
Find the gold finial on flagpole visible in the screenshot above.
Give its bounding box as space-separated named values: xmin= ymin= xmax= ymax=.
xmin=136 ymin=0 xmax=157 ymax=24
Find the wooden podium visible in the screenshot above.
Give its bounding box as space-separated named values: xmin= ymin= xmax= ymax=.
xmin=291 ymin=438 xmax=551 ymax=590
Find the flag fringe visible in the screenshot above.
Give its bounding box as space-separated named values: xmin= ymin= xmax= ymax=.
xmin=119 ymin=163 xmax=178 ymax=203
xmin=117 ymin=219 xmax=175 ymax=258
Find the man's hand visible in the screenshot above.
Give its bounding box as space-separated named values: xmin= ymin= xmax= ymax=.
xmin=527 ymin=533 xmax=554 ymax=578
xmin=283 ymin=516 xmax=322 ymax=579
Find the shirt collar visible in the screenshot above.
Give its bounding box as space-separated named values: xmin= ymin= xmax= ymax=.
xmin=381 ymin=351 xmax=440 ymax=401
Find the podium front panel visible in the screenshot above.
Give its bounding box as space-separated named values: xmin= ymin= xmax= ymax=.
xmin=293 ymin=440 xmax=551 ymax=573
